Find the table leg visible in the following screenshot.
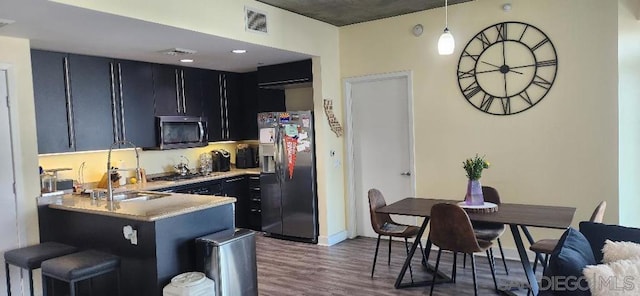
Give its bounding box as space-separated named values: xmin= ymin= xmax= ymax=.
xmin=394 ymin=218 xmax=450 ymax=289
xmin=509 ymin=224 xmax=539 ymax=295
xmin=520 ymin=225 xmax=547 ymax=271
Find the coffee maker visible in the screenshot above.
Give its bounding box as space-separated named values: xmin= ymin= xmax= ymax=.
xmin=236 ymin=144 xmax=259 ymax=169
xmin=211 ymin=149 xmax=231 ymax=172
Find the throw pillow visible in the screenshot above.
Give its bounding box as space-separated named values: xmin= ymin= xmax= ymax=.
xmin=583 ymin=258 xmax=640 ymax=296
xmin=545 ymin=227 xmax=596 ymax=296
xmin=580 ymin=222 xmax=640 ymax=263
xmin=602 ymin=240 xmax=640 ymax=263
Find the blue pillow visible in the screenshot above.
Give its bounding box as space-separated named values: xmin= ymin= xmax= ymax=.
xmin=545 ymin=227 xmax=595 ymax=296
xmin=579 ymin=221 xmax=640 ymax=263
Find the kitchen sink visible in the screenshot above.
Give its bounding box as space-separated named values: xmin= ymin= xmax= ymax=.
xmin=112 ymin=191 xmax=171 ymax=202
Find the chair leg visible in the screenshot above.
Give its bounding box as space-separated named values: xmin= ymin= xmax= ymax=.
xmin=404 ymin=238 xmax=414 ymax=283
xmin=497 ymin=238 xmax=509 ymax=275
xmin=70 ymin=281 xmax=76 ymax=296
xmin=28 ymin=270 xmax=34 ymax=296
xmin=388 ymin=236 xmax=392 ymax=265
xmin=532 ymin=252 xmax=539 ymax=273
xmin=542 ymin=254 xmax=549 ymax=275
xmin=41 ymin=275 xmax=47 ymax=296
xmin=471 ymin=254 xmax=478 ymax=296
xmin=371 ymin=234 xmax=381 ymax=278
xmin=463 ymin=253 xmax=467 ymax=268
xmin=487 ymin=250 xmax=498 ymax=291
xmin=418 ymin=241 xmax=426 ymax=266
xmin=424 ymin=237 xmax=432 ymax=263
xmin=5 ymin=263 xmax=11 ymax=296
xmin=452 ymin=252 xmax=457 ymax=283
xmin=429 ymin=249 xmax=442 ymax=296
xmin=116 ymin=269 xmax=121 ymax=296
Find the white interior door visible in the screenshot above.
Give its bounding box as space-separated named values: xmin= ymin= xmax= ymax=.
xmin=349 ymin=73 xmax=415 ymax=238
xmin=0 ymin=69 xmax=22 ymax=294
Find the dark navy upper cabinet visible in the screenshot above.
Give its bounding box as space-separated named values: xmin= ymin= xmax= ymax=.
xmin=68 ymin=54 xmax=116 ymax=151
xmin=238 ymin=71 xmax=285 ymax=140
xmin=202 ymin=70 xmax=223 ymax=142
xmin=225 ymin=72 xmax=242 ymax=141
xmin=116 ymin=60 xmax=156 ymax=148
xmin=31 ymin=50 xmax=75 ymax=154
xmin=152 ymin=65 xmax=203 ymax=117
xmin=257 ymin=59 xmax=312 ymax=88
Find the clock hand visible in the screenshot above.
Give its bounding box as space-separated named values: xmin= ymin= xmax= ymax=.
xmin=481 ymin=61 xmax=501 ymax=69
xmin=475 ymin=68 xmax=524 ymax=75
xmin=509 ymin=63 xmax=536 ymax=70
xmin=504 ymin=73 xmax=508 ymax=98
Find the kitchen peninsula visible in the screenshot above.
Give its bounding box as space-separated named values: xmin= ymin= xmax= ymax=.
xmin=38 ymin=192 xmax=236 ymax=296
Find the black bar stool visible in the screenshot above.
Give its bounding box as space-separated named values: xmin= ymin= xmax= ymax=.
xmin=41 ymin=250 xmax=120 ymax=296
xmin=4 ymin=242 xmax=77 ymax=296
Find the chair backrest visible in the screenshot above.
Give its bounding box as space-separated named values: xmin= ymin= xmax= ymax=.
xmin=481 ymin=186 xmax=501 ymax=204
xmin=589 ymin=201 xmax=607 ymax=223
xmin=429 ymin=203 xmax=483 ymax=253
xmin=368 ymin=189 xmax=393 ymax=234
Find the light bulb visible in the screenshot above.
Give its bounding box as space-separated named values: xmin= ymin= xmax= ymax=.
xmin=438 ymin=28 xmax=455 ymax=55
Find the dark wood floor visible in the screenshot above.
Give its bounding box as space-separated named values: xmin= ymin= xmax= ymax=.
xmin=256 ymin=235 xmax=536 ymax=296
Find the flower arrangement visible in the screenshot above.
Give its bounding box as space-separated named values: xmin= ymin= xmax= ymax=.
xmin=463 ymin=154 xmax=490 ymax=180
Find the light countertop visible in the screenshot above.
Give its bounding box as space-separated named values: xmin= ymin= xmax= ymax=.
xmin=45 ymin=193 xmax=236 ymax=222
xmin=118 ymin=168 xmax=260 ymax=192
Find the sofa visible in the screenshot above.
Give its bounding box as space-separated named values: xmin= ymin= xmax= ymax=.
xmin=543 ymin=221 xmax=640 ymax=295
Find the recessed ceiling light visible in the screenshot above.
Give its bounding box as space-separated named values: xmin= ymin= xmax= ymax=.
xmin=231 ymin=49 xmax=247 ymax=54
xmin=180 ymin=59 xmax=194 ymax=63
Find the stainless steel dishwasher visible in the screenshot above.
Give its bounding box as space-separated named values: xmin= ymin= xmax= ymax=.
xmin=196 ymin=229 xmax=257 ymax=296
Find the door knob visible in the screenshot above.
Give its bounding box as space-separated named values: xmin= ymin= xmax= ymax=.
xmin=400 ymin=172 xmax=411 ymax=176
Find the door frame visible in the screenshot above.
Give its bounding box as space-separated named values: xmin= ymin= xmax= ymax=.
xmin=344 ymin=71 xmax=416 ymax=239
xmin=0 ymin=63 xmax=28 ymax=294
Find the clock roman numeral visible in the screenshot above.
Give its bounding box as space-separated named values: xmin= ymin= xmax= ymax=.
xmin=532 ymin=75 xmax=552 ymax=89
xmin=462 ymin=50 xmax=480 ymax=61
xmin=495 ymin=23 xmax=508 ymax=42
xmin=518 ymin=90 xmax=534 ymax=105
xmin=536 ymin=59 xmax=557 ymax=67
xmin=480 ymin=94 xmax=494 ymax=112
xmin=531 ymin=38 xmax=550 ymax=51
xmin=475 ymin=32 xmax=491 ymax=49
xmin=463 ymin=82 xmax=482 ymax=100
xmin=500 ymin=97 xmax=511 ymax=114
xmin=519 ymin=25 xmax=529 ymax=41
xmin=457 ymin=69 xmax=475 ymax=79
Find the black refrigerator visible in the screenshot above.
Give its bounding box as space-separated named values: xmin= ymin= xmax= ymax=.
xmin=258 ymin=111 xmax=318 ymax=243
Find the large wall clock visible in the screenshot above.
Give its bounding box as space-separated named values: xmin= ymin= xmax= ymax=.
xmin=457 ymin=21 xmax=558 ymax=115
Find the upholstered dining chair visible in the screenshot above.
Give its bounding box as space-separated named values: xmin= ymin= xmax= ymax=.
xmin=368 ymin=188 xmax=425 ymax=278
xmin=465 ymin=186 xmax=509 ymax=274
xmin=529 ymin=200 xmax=607 ymax=273
xmin=429 ymin=203 xmax=498 ymax=296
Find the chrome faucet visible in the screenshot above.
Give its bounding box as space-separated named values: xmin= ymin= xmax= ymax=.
xmin=107 ymin=141 xmax=141 ymax=201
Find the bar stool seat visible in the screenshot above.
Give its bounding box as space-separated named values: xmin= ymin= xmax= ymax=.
xmin=4 ymin=242 xmax=77 ymax=296
xmin=41 ymin=250 xmax=120 ymax=296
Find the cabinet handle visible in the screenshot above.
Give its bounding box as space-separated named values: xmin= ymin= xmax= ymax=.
xmin=249 ymin=176 xmax=260 ymax=180
xmin=175 ymin=69 xmax=181 ymax=114
xmin=109 ymin=62 xmax=119 ymax=143
xmin=117 ymin=63 xmax=126 ymax=141
xmin=180 ymin=70 xmax=186 ymax=114
xmin=223 ymin=75 xmax=229 ymax=139
xmin=250 ymin=209 xmax=261 ymax=213
xmin=251 ymin=198 xmax=260 ymax=202
xmin=251 ymin=188 xmax=260 ymax=191
xmin=219 ymin=74 xmax=225 ymax=138
xmin=63 ymin=57 xmax=75 ymax=149
xmin=198 ymin=121 xmax=204 ymax=143
xmin=225 ymin=177 xmax=244 ymax=183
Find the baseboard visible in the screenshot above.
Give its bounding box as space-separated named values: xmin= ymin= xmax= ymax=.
xmin=318 ymin=230 xmax=348 ymax=246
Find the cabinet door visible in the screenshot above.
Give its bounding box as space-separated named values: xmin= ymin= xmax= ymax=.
xmin=259 ymin=88 xmax=286 ymax=112
xmin=257 ymin=59 xmax=312 ymax=87
xmin=68 ymin=54 xmax=116 ymax=151
xmin=181 ymin=68 xmax=203 ymax=117
xmin=222 ymin=176 xmax=249 ymax=228
xmin=202 ymin=70 xmax=223 ymax=142
xmin=117 ymin=60 xmax=156 ymax=148
xmin=152 ymin=64 xmax=181 ymax=116
xmin=31 ymin=50 xmax=74 ymax=154
xmin=224 ymin=72 xmax=242 ymax=140
xmin=239 ymin=72 xmax=258 ymax=140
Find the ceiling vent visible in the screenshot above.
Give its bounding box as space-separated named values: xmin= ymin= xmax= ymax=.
xmin=0 ymin=18 xmax=15 ymax=29
xmin=159 ymin=48 xmax=197 ymax=56
xmin=245 ymin=7 xmax=268 ymax=34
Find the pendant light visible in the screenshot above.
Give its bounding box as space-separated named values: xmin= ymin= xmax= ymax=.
xmin=438 ymin=0 xmax=455 ymax=55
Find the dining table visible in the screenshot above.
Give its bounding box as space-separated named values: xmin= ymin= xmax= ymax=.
xmin=376 ymin=198 xmax=576 ymax=295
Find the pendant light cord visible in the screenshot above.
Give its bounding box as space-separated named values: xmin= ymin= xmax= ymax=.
xmin=445 ymin=0 xmax=448 ymax=30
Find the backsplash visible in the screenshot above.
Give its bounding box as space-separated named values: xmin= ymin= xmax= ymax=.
xmin=38 ymin=143 xmax=239 ymax=184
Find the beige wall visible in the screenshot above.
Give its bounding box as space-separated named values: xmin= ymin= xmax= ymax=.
xmin=42 ymin=0 xmax=347 ymax=242
xmin=0 ymin=36 xmax=40 ymax=245
xmin=618 ymin=0 xmax=640 ymax=228
xmin=340 ymin=0 xmax=619 ymax=247
xmin=285 ymin=87 xmax=314 ymax=111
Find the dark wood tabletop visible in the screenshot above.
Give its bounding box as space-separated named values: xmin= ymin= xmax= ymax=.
xmin=377 ymin=198 xmax=576 ymax=229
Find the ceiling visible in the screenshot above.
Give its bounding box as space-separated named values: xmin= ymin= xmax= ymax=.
xmin=0 ymin=0 xmax=470 ymax=73
xmin=256 ymin=0 xmax=472 ymax=26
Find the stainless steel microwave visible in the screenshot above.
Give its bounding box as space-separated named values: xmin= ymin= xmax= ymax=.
xmin=156 ymin=116 xmax=208 ymax=150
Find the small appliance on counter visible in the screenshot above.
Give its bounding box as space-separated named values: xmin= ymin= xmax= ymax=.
xmin=236 ymin=144 xmax=259 ymax=169
xmin=211 ymin=149 xmax=230 ymax=172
